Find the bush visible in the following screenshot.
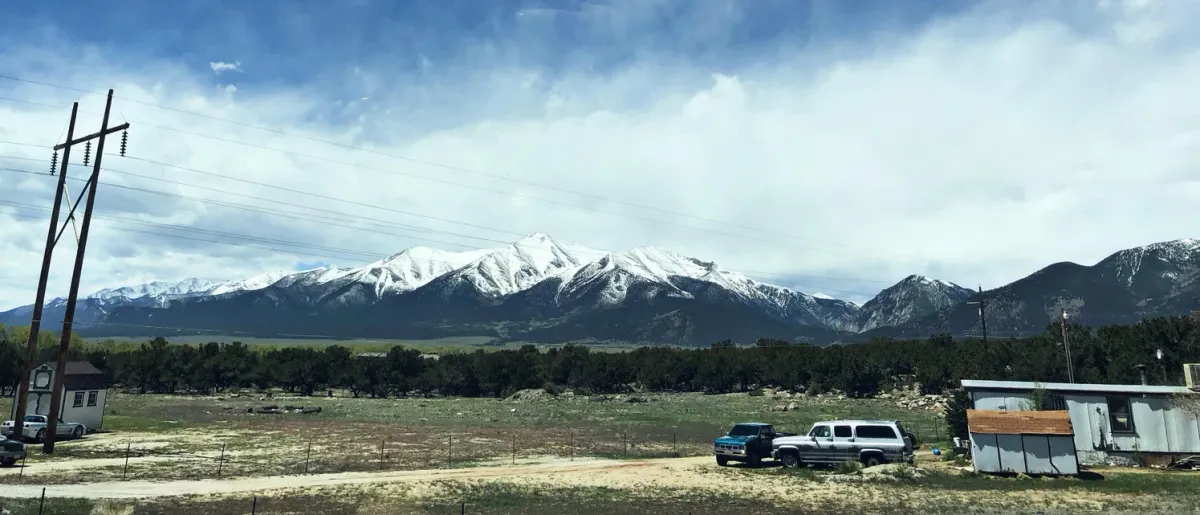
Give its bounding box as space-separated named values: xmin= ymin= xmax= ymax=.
xmin=748 ymin=388 xmax=766 ymax=397
xmin=542 ymin=382 xmax=564 ymax=396
xmin=834 ymin=460 xmax=862 ymax=475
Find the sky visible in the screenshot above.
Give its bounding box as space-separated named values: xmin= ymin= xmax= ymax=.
xmin=1 ymin=0 xmax=1198 ymax=310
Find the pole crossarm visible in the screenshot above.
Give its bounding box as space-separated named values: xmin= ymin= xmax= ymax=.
xmin=53 ymin=122 xmax=129 ymax=151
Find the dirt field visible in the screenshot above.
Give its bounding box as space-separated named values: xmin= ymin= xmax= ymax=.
xmin=4 ymin=453 xmax=1200 ymax=514
xmin=3 ymin=392 xmax=1199 ymax=513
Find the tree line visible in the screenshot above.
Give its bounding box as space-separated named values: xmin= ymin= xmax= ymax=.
xmin=2 ymin=316 xmax=1198 ymax=399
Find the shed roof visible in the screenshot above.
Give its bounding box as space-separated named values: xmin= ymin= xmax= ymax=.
xmin=960 ymin=379 xmax=1195 ymax=396
xmin=967 ymin=409 xmax=1073 ymax=436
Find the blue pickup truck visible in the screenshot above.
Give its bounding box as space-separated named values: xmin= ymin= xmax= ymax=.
xmin=713 ymin=422 xmax=796 ymax=467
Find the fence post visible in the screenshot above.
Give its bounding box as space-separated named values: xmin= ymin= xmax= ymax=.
xmin=623 ymin=431 xmax=628 ymax=458
xmin=569 ymin=431 xmax=574 ymax=461
xmin=512 ymin=434 xmax=516 ymax=465
xmin=673 ymin=432 xmax=677 ymax=455
xmin=460 ymin=501 xmax=465 ymax=514
xmin=448 ymin=435 xmax=453 ymax=468
xmin=38 ymin=487 xmax=45 ymax=515
xmin=19 ymin=452 xmax=27 ymax=479
xmin=122 ymin=442 xmax=130 ymax=480
xmin=251 ymin=496 xmax=257 ymax=515
xmin=305 ymin=442 xmax=312 ymax=474
xmin=218 ymin=443 xmax=226 ymax=478
xmin=379 ymin=439 xmax=386 ymax=470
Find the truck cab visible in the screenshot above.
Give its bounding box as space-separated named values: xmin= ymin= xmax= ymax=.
xmin=713 ymin=422 xmax=794 ymax=467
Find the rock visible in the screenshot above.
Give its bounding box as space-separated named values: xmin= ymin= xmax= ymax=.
xmin=879 ymin=393 xmax=892 ymax=400
xmin=862 ymin=463 xmax=929 ymax=479
xmin=772 ymin=405 xmax=788 ymax=412
xmin=505 ymin=389 xmax=557 ymax=403
xmin=787 ymin=402 xmax=798 ymax=411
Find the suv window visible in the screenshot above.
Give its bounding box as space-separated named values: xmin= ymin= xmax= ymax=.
xmin=809 ymin=425 xmax=831 ymax=437
xmin=833 ymin=425 xmax=852 ymax=438
xmin=855 ymin=425 xmax=898 ymax=439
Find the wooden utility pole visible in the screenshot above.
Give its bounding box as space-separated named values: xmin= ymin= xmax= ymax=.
xmin=9 ymin=103 xmax=80 ymax=444
xmin=41 ymin=89 xmax=129 ymax=454
xmin=967 ymin=286 xmax=989 ymax=351
xmin=1060 ymin=308 xmax=1075 ymax=383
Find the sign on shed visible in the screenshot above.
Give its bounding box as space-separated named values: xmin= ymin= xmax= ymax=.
xmin=966 ymin=409 xmax=1079 ymax=476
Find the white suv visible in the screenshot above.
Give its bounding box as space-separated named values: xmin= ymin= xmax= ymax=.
xmin=771 ymin=419 xmax=915 ymax=468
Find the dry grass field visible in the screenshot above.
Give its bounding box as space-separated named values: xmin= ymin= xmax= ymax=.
xmin=2 ymin=391 xmax=1198 ymax=514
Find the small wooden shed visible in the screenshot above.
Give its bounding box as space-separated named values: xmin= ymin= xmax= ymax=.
xmin=967 ymin=409 xmax=1079 ymax=476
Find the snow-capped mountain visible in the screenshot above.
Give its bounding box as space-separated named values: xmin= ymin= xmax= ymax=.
xmin=854 ymin=275 xmax=974 ymax=332
xmin=6 ymin=234 xmax=1197 ymax=345
xmin=867 ymin=238 xmax=1200 ymax=339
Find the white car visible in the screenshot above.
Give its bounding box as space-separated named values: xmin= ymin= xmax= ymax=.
xmin=1 ymin=415 xmax=87 ymax=443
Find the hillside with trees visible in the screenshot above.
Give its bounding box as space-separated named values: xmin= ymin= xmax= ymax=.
xmin=2 ymin=316 xmax=1198 ymax=400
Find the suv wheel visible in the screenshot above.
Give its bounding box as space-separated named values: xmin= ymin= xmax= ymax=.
xmin=861 ymin=454 xmax=884 ymax=467
xmin=0 ymin=457 xmax=14 ymax=467
xmin=716 ymin=456 xmax=730 ymax=467
xmin=780 ymin=451 xmax=801 ymax=468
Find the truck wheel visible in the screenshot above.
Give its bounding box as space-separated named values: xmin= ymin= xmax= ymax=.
xmin=861 ymin=454 xmax=884 ymax=467
xmin=745 ymin=453 xmax=761 ymax=468
xmin=716 ymin=456 xmax=730 ymax=467
xmin=35 ymin=429 xmax=45 ymax=443
xmin=780 ymin=451 xmax=801 ymax=468
xmin=72 ymin=426 xmax=83 ymax=440
xmin=0 ymin=457 xmax=14 ymax=467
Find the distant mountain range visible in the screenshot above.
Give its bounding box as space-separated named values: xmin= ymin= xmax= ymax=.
xmin=2 ymin=234 xmax=1197 ymax=346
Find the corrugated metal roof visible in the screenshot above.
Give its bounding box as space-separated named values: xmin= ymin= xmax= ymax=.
xmin=967 ymin=409 xmax=1073 ymax=435
xmin=961 ymin=379 xmax=1196 ymax=395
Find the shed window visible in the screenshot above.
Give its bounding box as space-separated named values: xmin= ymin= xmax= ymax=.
xmin=87 ymin=391 xmax=98 ymax=407
xmin=72 ymin=392 xmax=84 ymax=408
xmin=833 ymin=425 xmax=852 ymax=438
xmin=1044 ymin=393 xmax=1067 ymax=410
xmin=1107 ymin=396 xmax=1135 ymax=433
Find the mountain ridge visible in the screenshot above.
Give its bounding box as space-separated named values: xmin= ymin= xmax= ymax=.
xmin=3 ymin=235 xmax=1197 ymax=346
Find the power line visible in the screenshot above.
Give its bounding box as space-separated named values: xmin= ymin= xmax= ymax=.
xmin=0 ymin=75 xmax=895 ymax=255
xmin=0 ymin=149 xmax=903 ymax=285
xmin=0 ymin=199 xmax=883 ymax=299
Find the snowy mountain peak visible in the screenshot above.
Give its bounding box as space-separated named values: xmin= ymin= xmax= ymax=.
xmin=208 ymin=270 xmax=291 ymax=296
xmin=854 ymin=275 xmax=974 ymax=332
xmin=88 ymin=278 xmax=216 ymax=301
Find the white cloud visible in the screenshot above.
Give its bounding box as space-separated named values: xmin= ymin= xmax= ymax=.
xmin=208 ymin=61 xmax=241 ymax=74
xmin=2 ymin=1 xmax=1200 ymax=311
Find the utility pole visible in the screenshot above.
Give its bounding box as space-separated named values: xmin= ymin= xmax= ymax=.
xmin=9 ymin=103 xmax=80 ymax=444
xmin=42 ymin=89 xmax=129 ymax=454
xmin=1060 ymin=308 xmax=1075 ymax=383
xmin=967 ymin=286 xmax=989 ymax=351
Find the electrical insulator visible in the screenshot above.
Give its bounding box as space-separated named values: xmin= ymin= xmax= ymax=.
xmin=50 ymin=150 xmax=58 ymax=175
xmin=120 ymin=129 xmax=128 ymax=157
xmin=83 ymin=140 xmax=91 ymax=166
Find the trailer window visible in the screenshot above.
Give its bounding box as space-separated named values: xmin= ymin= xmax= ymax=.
xmin=1107 ymin=396 xmax=1135 ymax=433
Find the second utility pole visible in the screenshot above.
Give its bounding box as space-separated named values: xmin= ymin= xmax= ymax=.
xmin=43 ymin=89 xmax=128 ymax=454
xmin=8 ymin=103 xmax=80 ymax=444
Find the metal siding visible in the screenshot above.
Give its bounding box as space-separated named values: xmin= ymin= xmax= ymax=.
xmin=970 ymin=433 xmax=1002 ymax=473
xmin=1022 ymin=435 xmax=1053 ymax=474
xmin=1166 ymin=406 xmax=1200 ymax=453
xmin=1067 ymin=395 xmax=1109 ymax=452
xmin=1049 ymin=436 xmax=1080 ymax=475
xmin=997 ymin=434 xmax=1026 ymax=473
xmin=972 ymin=391 xmax=1032 ymax=411
xmin=1130 ymin=397 xmax=1169 ymax=453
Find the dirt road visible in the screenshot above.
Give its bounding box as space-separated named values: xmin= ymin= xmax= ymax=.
xmin=1 ymin=456 xmax=713 ymax=499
